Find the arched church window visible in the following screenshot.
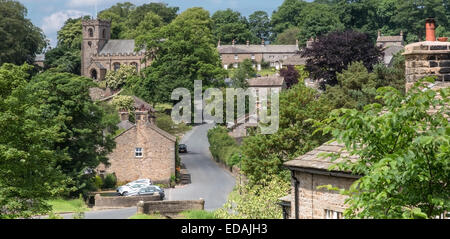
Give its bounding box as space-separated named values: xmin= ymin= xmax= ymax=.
xmin=113 ymin=62 xmax=121 ymax=71
xmin=88 ymin=28 xmax=94 ymax=37
xmin=102 ymin=29 xmax=106 ymax=39
xmin=91 ymin=69 xmax=98 ymax=80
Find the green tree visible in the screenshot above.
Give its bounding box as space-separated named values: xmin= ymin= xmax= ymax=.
xmin=0 ymin=64 xmax=67 ymax=218
xmin=215 ymin=177 xmax=291 ymax=219
xmin=0 ymin=0 xmax=46 ymax=65
xmin=271 ymin=0 xmax=308 ymax=40
xmin=105 ymin=64 xmax=138 ymax=90
xmin=29 ymin=71 xmax=117 ymax=197
xmin=248 ymin=11 xmax=271 ymax=42
xmin=315 ymin=79 xmax=449 ymax=219
xmin=131 ymin=7 xmax=227 ymax=104
xmin=241 ymin=83 xmax=333 ymax=184
xmin=275 ymin=27 xmax=301 ymax=45
xmin=212 ymin=9 xmax=256 ymax=44
xmin=231 ymin=59 xmax=256 ymax=89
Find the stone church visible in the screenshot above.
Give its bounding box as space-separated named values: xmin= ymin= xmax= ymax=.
xmin=81 ymin=19 xmax=149 ymax=81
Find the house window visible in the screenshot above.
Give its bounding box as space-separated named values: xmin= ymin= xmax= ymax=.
xmin=233 ymin=63 xmax=238 ymax=68
xmin=324 ymin=209 xmax=343 ymax=219
xmin=251 ymin=54 xmax=255 ymax=60
xmin=135 ymin=148 xmax=143 ymax=158
xmin=234 ymin=54 xmax=239 ymax=60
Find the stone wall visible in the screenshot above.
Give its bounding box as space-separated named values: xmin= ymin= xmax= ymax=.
xmin=94 ymin=194 xmax=161 ymax=209
xmin=404 ymin=41 xmax=450 ymax=91
xmin=221 ymin=53 xmax=263 ymax=67
xmin=290 ymin=171 xmax=356 ymax=219
xmin=137 ymin=199 xmax=205 ymax=216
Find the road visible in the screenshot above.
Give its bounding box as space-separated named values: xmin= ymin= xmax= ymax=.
xmin=57 ymin=123 xmax=235 ymax=219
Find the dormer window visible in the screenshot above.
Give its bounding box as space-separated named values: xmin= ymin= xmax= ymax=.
xmin=135 ymin=148 xmax=143 ymax=158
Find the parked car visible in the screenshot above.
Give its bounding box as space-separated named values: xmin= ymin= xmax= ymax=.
xmin=179 ymin=144 xmax=187 ymax=153
xmin=136 ymin=186 xmax=165 ymax=200
xmin=116 ymin=178 xmax=152 ymax=196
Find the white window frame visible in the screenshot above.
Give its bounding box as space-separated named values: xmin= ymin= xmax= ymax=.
xmin=234 ymin=54 xmax=239 ymax=60
xmin=251 ymin=54 xmax=255 ymax=60
xmin=135 ymin=147 xmax=143 ymax=158
xmin=324 ymin=209 xmax=343 ymax=219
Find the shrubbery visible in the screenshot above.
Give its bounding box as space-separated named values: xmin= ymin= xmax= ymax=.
xmin=207 ymin=126 xmax=241 ymax=167
xmin=103 ymin=174 xmax=117 ymax=189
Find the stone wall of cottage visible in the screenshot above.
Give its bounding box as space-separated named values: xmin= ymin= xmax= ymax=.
xmin=220 ymin=53 xmax=263 ymax=67
xmin=290 ymin=171 xmax=356 ymax=219
xmin=101 ymin=124 xmax=175 ymax=184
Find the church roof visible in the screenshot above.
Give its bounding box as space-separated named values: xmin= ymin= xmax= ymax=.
xmin=99 ymin=40 xmax=144 ymax=55
xmin=218 ymin=44 xmax=299 ymax=54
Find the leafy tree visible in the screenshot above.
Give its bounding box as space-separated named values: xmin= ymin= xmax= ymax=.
xmin=271 ymin=0 xmax=308 ymax=40
xmin=248 ymin=11 xmax=271 ymax=42
xmin=280 ymin=65 xmax=300 ymax=88
xmin=127 ymin=2 xmax=178 ymax=27
xmin=0 ymin=64 xmax=67 ymax=218
xmin=241 ymin=83 xmax=333 ymax=184
xmin=275 ymin=27 xmax=301 ymax=45
xmin=315 ymin=79 xmax=449 ymax=219
xmin=0 ymin=0 xmax=46 ymax=65
xmin=207 ymin=126 xmax=241 ymax=167
xmin=215 ymin=177 xmax=291 ymax=219
xmin=105 ymin=64 xmax=138 ymax=90
xmin=98 ymin=2 xmax=136 ymax=39
xmin=231 ymin=59 xmax=256 ymax=89
xmin=301 ymin=30 xmax=383 ymax=87
xmin=211 ymin=9 xmax=256 ymax=44
xmin=123 ymin=12 xmax=164 ymax=40
xmin=297 ymin=3 xmax=345 ymax=45
xmin=29 ymin=71 xmax=117 ymax=197
xmin=132 ymin=7 xmax=227 ymax=104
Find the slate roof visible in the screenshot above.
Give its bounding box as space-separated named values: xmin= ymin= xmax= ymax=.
xmin=117 ymin=120 xmax=134 ymax=131
xmin=284 ymin=141 xmax=359 ymax=176
xmin=247 ymin=76 xmax=285 ymax=87
xmin=282 ymin=54 xmax=307 ymax=66
xmin=377 ymin=35 xmax=404 ymax=42
xmin=218 ymin=44 xmax=299 ymax=54
xmin=99 ymin=40 xmax=144 ymax=55
xmin=383 ymin=45 xmax=405 ymax=66
xmin=133 ymin=96 xmax=155 ymax=113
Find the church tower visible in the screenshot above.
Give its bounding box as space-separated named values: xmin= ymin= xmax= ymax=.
xmin=81 ymin=19 xmax=111 ymax=78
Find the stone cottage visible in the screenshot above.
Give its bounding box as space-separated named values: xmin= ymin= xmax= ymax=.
xmin=376 ymin=31 xmax=405 ymax=66
xmin=98 ymin=108 xmax=176 ymax=184
xmin=81 ymin=19 xmax=150 ymax=81
xmin=282 ymin=18 xmax=450 ymax=219
xmin=218 ymin=40 xmax=299 ymax=70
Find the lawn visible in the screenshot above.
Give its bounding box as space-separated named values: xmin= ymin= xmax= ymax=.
xmin=47 ymin=198 xmax=90 ymax=214
xmin=129 ymin=213 xmax=166 ymax=219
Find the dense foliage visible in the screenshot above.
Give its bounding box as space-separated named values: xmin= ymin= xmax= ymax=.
xmin=207 ymin=126 xmax=241 ymax=167
xmin=280 ymin=65 xmax=300 ymax=88
xmin=315 ymin=79 xmax=449 ymax=219
xmin=0 ymin=0 xmax=46 ymax=66
xmin=302 ymin=30 xmax=383 ymax=86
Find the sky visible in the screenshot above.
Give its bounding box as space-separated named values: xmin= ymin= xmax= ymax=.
xmin=18 ymin=0 xmax=286 ymax=47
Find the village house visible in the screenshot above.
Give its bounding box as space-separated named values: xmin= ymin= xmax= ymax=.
xmin=281 ymin=18 xmax=450 ymax=219
xmin=81 ymin=19 xmax=149 ymax=81
xmin=376 ymin=31 xmax=405 ymax=66
xmin=97 ymin=105 xmax=176 ymax=184
xmin=217 ymin=40 xmax=299 ymax=70
xmin=228 ymin=75 xmax=286 ymax=141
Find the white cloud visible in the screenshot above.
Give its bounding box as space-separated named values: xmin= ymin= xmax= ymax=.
xmin=67 ymin=0 xmax=104 ymax=8
xmin=41 ymin=10 xmax=89 ymax=45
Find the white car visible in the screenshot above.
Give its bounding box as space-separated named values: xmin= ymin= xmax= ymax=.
xmin=117 ymin=179 xmax=152 ymax=196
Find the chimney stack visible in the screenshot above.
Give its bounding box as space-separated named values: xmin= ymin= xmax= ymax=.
xmin=378 ymin=30 xmax=381 ymax=38
xmin=261 ymin=39 xmax=265 ymax=46
xmin=218 ymin=39 xmax=221 ymax=47
xmin=119 ymin=109 xmax=129 ymax=122
xmin=425 ymin=18 xmax=436 ymax=41
xmin=246 ymin=40 xmax=249 ymax=46
xmin=232 ymin=39 xmax=235 ymax=46
xmin=296 ymin=39 xmax=299 ymax=46
xmin=135 ymin=108 xmax=149 ymax=127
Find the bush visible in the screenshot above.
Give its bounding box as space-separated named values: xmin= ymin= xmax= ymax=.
xmin=207 ymin=126 xmax=241 ymax=167
xmin=94 ymin=175 xmax=103 ymax=190
xmin=181 ymin=210 xmax=217 ymax=219
xmin=102 ymin=174 xmax=117 ymax=189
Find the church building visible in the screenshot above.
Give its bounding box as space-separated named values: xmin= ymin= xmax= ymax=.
xmin=81 ymin=19 xmax=149 ymax=81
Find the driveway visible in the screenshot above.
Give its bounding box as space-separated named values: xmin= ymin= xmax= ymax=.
xmin=56 ymin=123 xmax=235 ymax=219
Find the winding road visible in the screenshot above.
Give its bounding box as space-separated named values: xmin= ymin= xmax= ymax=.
xmin=57 ymin=123 xmax=235 ymax=219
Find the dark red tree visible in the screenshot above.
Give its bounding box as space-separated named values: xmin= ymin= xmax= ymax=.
xmin=301 ymin=30 xmax=383 ymax=87
xmin=280 ymin=65 xmax=300 ymax=89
